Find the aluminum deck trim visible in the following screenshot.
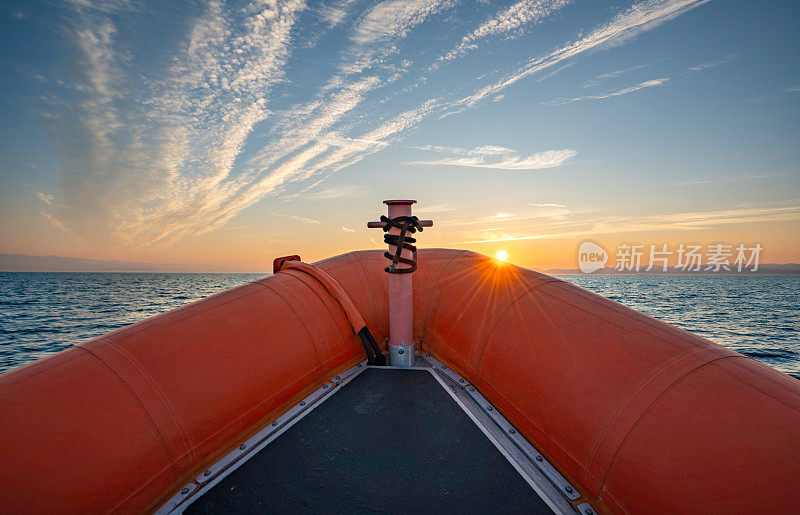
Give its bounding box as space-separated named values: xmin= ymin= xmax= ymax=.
xmin=419 ymin=353 xmax=587 ymax=507
xmin=193 ymin=384 xmax=333 ymax=485
xmin=426 ymin=369 xmax=575 ymax=515
xmin=463 ymin=385 xmax=581 ymax=501
xmin=157 ymin=360 xmax=369 ymax=514
xmin=421 ymin=352 xmax=471 ymax=387
xmin=155 ymin=483 xmax=196 ymax=514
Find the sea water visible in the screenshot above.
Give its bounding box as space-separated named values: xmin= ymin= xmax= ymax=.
xmin=0 ymin=272 xmax=797 ymax=378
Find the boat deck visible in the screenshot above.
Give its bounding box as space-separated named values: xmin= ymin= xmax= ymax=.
xmin=175 ymin=364 xmax=577 ymax=514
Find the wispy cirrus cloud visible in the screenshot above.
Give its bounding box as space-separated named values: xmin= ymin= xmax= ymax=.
xmin=459 ymin=0 xmax=709 ymax=106
xmin=271 ymin=213 xmax=322 ymax=224
xmin=410 ymin=144 xmax=576 ymax=170
xmin=543 ymin=77 xmax=669 ymax=105
xmin=202 ymin=0 xmax=454 ymax=221
xmin=689 ymin=52 xmax=740 ymax=72
xmin=747 ymin=84 xmax=800 ymax=104
xmin=440 ymin=0 xmax=573 ymax=62
xmin=457 ymin=202 xmax=800 ymax=243
xmin=352 ymin=0 xmax=453 ymax=45
xmin=292 ymin=215 xmax=322 ymax=224
xmin=319 ymin=0 xmax=359 ymax=27
xmin=340 ymin=0 xmax=454 ymax=75
xmin=480 ymin=206 xmax=571 ymax=221
xmin=568 ymin=50 xmax=735 ymax=104
xmin=592 ymin=204 xmax=800 ymax=233
xmin=39 ymin=12 xmax=130 ymax=240
xmin=41 ymin=0 xmax=306 ymax=246
xmin=302 ymin=185 xmax=368 ymax=200
xmin=37 ymin=192 xmax=54 ymax=205
xmin=529 ymin=202 xmax=566 ymax=208
xmin=673 ymin=172 xmax=785 ymax=186
xmin=583 ymin=59 xmax=663 ymax=87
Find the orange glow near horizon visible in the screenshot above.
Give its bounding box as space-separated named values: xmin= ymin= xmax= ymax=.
xmin=2 ymin=200 xmax=799 ymax=272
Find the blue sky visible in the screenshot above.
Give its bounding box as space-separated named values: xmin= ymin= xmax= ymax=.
xmin=0 ymin=0 xmax=798 ymax=269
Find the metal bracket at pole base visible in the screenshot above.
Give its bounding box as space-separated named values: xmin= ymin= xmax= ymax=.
xmin=388 ymin=342 xmax=415 ymax=367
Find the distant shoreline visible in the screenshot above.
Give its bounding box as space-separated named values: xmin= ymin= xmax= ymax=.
xmin=2 ymin=253 xmax=798 ymax=275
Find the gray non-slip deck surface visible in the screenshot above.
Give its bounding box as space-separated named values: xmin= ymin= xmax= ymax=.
xmin=187 ymin=368 xmax=552 ymax=514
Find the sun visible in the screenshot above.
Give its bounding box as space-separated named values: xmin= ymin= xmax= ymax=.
xmin=495 ymin=249 xmax=508 ymax=262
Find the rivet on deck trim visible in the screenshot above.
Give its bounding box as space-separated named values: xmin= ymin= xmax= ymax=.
xmin=584 ymin=508 xmax=594 ymax=515
xmin=300 ymin=401 xmax=306 ymax=406
xmin=272 ymin=422 xmax=278 ymax=426
xmin=323 ymin=384 xmax=329 ymax=389
xmin=508 ymin=428 xmax=516 ymax=434
xmin=239 ymin=444 xmax=246 ymax=450
xmin=203 ymin=470 xmax=211 ymax=476
xmin=357 ymin=364 xmax=362 ymax=367
xmin=181 ymin=487 xmax=190 ymax=495
xmin=334 ymin=376 xmax=341 ymax=381
xmin=486 ymin=406 xmax=493 ymax=411
xmin=565 ymin=486 xmax=574 ymax=494
xmin=535 ymin=456 xmax=543 ymax=462
xmin=468 ymin=386 xmax=475 ymax=391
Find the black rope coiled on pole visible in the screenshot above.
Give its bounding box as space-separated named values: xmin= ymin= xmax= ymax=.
xmin=380 ymin=215 xmax=423 ymax=274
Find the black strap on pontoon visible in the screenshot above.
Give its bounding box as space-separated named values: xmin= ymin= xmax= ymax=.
xmin=380 ymin=215 xmax=423 ymax=274
xmin=357 ymin=327 xmax=386 ymax=366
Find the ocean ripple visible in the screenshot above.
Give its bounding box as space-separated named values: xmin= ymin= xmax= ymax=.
xmin=0 ymin=272 xmax=798 ymax=380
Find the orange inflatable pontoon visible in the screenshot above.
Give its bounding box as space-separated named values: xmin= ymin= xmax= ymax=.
xmin=1 ymin=202 xmax=798 ymax=514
